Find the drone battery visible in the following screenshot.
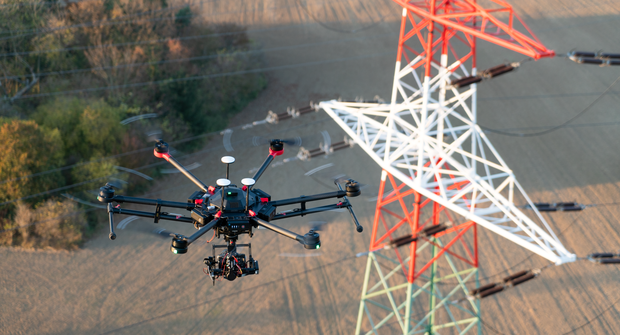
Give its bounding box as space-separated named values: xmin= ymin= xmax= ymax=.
xmin=252 ymin=188 xmax=271 ymax=202
xmin=191 ymin=207 xmax=214 ymax=225
xmin=188 ymin=191 xmax=206 ymax=205
xmin=257 ymin=203 xmax=276 ymax=221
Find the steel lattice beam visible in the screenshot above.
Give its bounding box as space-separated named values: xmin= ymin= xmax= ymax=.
xmin=321 ymin=2 xmax=575 ymax=332
xmin=320 ymin=0 xmax=575 ymax=264
xmin=356 ymin=172 xmax=480 ymax=334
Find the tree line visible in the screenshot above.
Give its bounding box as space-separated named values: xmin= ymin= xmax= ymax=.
xmin=0 ymin=0 xmax=266 ymax=249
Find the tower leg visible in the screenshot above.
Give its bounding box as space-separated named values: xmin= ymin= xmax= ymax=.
xmin=356 ymin=171 xmax=480 ymax=334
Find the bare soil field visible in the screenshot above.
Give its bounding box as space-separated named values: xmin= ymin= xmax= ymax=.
xmin=2 ymin=0 xmax=620 ymax=334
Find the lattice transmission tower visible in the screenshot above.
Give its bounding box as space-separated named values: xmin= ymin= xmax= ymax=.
xmin=319 ymin=1 xmax=576 ymax=334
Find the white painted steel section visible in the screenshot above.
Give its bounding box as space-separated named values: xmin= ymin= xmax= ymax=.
xmin=320 ymin=55 xmax=575 ymax=264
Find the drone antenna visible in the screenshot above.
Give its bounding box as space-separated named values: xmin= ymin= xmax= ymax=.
xmin=221 ymin=156 xmax=235 ymax=179
xmin=241 ymin=178 xmax=256 ymax=212
xmin=217 ymin=178 xmax=231 ymax=210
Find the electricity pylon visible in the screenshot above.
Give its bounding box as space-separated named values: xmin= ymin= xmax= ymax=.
xmin=319 ymin=1 xmax=576 ymax=333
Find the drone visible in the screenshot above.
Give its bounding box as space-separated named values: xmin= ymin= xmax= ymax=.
xmin=97 ymin=139 xmax=363 ymax=284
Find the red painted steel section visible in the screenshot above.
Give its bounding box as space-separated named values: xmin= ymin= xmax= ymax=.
xmin=371 ymin=170 xmax=478 ymax=284
xmin=391 ymin=0 xmax=554 ymax=82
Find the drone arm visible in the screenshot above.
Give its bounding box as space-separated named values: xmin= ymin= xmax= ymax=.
xmin=109 ymin=195 xmax=196 ymax=210
xmin=269 ymin=190 xmax=346 ymax=206
xmin=251 ymin=153 xmax=276 ymax=183
xmin=110 ymin=207 xmax=194 ymax=223
xmin=269 ymin=187 xmax=364 ymax=233
xmin=167 ymin=156 xmax=209 ymax=193
xmin=271 ymin=202 xmax=348 ymax=220
xmin=251 ymin=217 xmax=304 ymax=243
xmin=186 ymin=218 xmax=219 ymax=244
xmin=154 ymin=149 xmax=209 ymax=193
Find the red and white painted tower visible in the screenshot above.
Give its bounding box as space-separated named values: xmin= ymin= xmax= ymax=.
xmin=320 ymin=1 xmax=575 ymax=333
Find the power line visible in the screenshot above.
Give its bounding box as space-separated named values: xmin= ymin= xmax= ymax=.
xmin=0 ymin=116 xmax=333 ymax=206
xmin=0 ymin=0 xmax=98 ymax=9
xmin=0 ymin=0 xmax=353 ymax=44
xmin=14 ymin=50 xmax=393 ymax=99
xmin=479 ymin=73 xmax=620 ymax=137
xmin=0 ymin=12 xmax=197 ymax=42
xmin=478 ymin=291 xmax=620 ymax=335
xmin=479 ymin=318 xmax=506 ymax=335
xmin=0 ymin=41 xmax=550 ymax=187
xmin=561 ymin=294 xmax=620 ymax=334
xmin=0 ymin=32 xmax=391 ymax=80
xmin=0 ymin=128 xmax=216 ymax=186
xmin=0 ymin=26 xmax=258 ymax=58
xmin=295 ymin=0 xmax=383 ymax=34
xmin=0 ymin=174 xmax=203 ymax=233
xmin=435 ymin=212 xmax=586 ymax=287
xmin=0 ymin=2 xmax=186 ymax=37
xmin=0 ymin=89 xmax=325 ymax=186
xmin=0 ymin=207 xmax=96 ymax=234
xmin=0 ymin=116 xmax=333 ymax=229
xmin=96 ymin=254 xmax=358 ymax=334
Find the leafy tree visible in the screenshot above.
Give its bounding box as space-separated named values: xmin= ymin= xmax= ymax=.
xmin=11 ymin=199 xmax=86 ymax=249
xmin=0 ymin=119 xmax=65 ymax=205
xmin=34 ymin=98 xmax=126 ymax=161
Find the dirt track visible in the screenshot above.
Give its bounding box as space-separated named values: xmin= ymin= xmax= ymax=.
xmin=2 ymin=1 xmax=620 ymax=334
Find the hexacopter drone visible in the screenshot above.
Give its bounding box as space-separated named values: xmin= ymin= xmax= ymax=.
xmin=97 ymin=139 xmax=363 ymax=284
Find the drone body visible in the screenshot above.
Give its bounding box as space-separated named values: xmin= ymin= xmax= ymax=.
xmin=98 ymin=139 xmax=362 ymax=285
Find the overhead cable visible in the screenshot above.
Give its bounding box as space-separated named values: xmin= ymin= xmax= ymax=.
xmin=479 ymin=291 xmax=620 ymax=335
xmin=0 ymin=100 xmax=320 ymax=186
xmin=0 ymin=116 xmax=333 ymax=206
xmin=479 ymin=73 xmax=620 ymax=137
xmin=0 ymin=28 xmax=260 ymax=58
xmin=0 ymin=32 xmax=391 ymax=80
xmin=0 ymin=3 xmax=185 ymax=37
xmin=15 ymin=50 xmax=393 ymax=99
xmin=0 ymin=0 xmax=358 ymax=43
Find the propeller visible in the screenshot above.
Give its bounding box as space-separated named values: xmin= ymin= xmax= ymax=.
xmin=309 ymin=221 xmax=328 ymax=231
xmin=311 ymin=169 xmax=368 ymax=189
xmin=146 ymin=129 xmax=179 ymax=155
xmin=145 ymin=129 xmax=163 ymax=142
xmin=123 ymin=221 xmax=177 ymax=240
xmin=151 ymin=227 xmax=176 ymax=239
xmin=252 ymin=136 xmax=303 ymax=147
xmin=277 ymin=221 xmax=329 ymax=257
xmin=105 ymin=178 xmax=127 ymax=190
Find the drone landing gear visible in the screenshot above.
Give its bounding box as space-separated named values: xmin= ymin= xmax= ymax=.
xmin=204 ymin=239 xmax=258 ymax=285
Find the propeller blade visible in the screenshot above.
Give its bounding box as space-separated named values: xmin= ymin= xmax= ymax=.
xmin=146 ymin=130 xmax=179 ymax=154
xmin=145 ymin=129 xmax=163 ymax=142
xmin=252 ymin=136 xmax=304 ymax=147
xmin=152 ymin=227 xmax=175 ymax=239
xmin=105 ymin=178 xmax=127 ymax=190
xmin=309 ymin=221 xmax=327 ymax=232
xmin=279 ymin=252 xmax=322 ymax=258
xmin=122 ymin=221 xmax=176 ymax=240
xmin=312 ymin=170 xmax=367 ymax=188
